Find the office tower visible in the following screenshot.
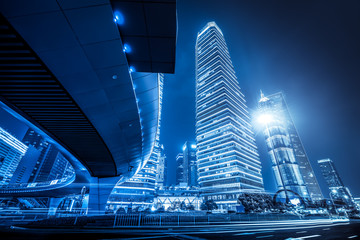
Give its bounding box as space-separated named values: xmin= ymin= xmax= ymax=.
xmin=195 ymin=22 xmax=264 ymax=209
xmin=176 ymin=153 xmax=184 ymax=186
xmin=10 ymin=145 xmax=41 ymax=184
xmin=182 ymin=141 xmax=198 ymax=187
xmin=11 ymin=128 xmax=74 ymax=183
xmin=318 ymin=158 xmax=355 ymax=206
xmin=107 ymin=74 xmax=164 ymax=211
xmin=0 ymin=127 xmax=28 ymax=185
xmin=258 ymin=92 xmax=323 ymax=201
xmin=156 ymin=144 xmax=167 ymax=187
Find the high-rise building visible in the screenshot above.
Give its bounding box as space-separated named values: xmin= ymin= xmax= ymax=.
xmin=11 ymin=128 xmax=74 ymax=184
xmin=107 ymin=73 xmax=164 ymax=211
xmin=10 ymin=145 xmax=40 ymax=184
xmin=318 ymin=158 xmax=355 ymax=207
xmin=182 ymin=141 xmax=197 ymax=187
xmin=258 ymin=92 xmax=323 ymax=201
xmin=195 ymin=22 xmax=264 ymax=209
xmin=0 ymin=127 xmax=28 ymax=185
xmin=156 ymin=144 xmax=167 ymax=187
xmin=176 ymin=153 xmax=184 ymax=186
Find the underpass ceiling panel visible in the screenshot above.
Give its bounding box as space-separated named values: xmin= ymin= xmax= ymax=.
xmin=123 ymin=36 xmax=150 ymax=62
xmin=4 ymin=12 xmax=78 ymax=53
xmin=37 ymin=46 xmax=94 ymax=77
xmin=95 ymin=65 xmax=130 ymax=89
xmin=56 ymin=71 xmax=102 ymax=95
xmin=83 ymin=40 xmax=127 ymax=70
xmin=63 ymin=5 xmax=120 ymax=45
xmin=0 ymin=0 xmax=59 ymax=18
xmin=144 ymin=3 xmax=176 ymax=37
xmin=57 ymin=0 xmax=109 ymax=10
xmin=110 ymin=0 xmax=176 ymax=73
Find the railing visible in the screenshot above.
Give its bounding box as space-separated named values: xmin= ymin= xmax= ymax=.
xmin=112 ymin=213 xmax=326 ymax=227
xmin=12 ymin=213 xmax=332 ymax=228
xmin=0 ymin=174 xmax=76 ymax=194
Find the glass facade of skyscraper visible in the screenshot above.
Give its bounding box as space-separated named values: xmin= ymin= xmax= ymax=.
xmin=176 ymin=153 xmax=184 ymax=186
xmin=258 ymin=92 xmax=323 ymax=201
xmin=195 ymin=22 xmax=264 ymax=209
xmin=182 ymin=141 xmax=198 ymax=187
xmin=318 ymin=158 xmax=355 ymax=206
xmin=107 ymin=73 xmax=164 ymax=212
xmin=0 ymin=127 xmax=27 ymax=185
xmin=155 ymin=144 xmax=167 ymax=187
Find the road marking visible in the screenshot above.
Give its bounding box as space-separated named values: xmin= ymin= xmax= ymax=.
xmin=322 ymin=228 xmax=330 ymax=230
xmin=299 ymin=235 xmax=321 ymax=239
xmin=348 ymin=236 xmax=358 ymax=239
xmin=296 ymin=231 xmax=307 ymax=234
xmin=256 ymin=235 xmax=274 ymax=238
xmin=111 ymin=236 xmax=170 ymax=240
xmin=234 ymin=231 xmax=274 ymax=236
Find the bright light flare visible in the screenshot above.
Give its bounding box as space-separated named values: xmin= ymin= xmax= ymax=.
xmin=257 ymin=113 xmax=274 ymax=125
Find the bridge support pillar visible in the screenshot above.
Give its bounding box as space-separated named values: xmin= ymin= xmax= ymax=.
xmin=48 ymin=197 xmax=64 ymax=217
xmin=87 ymin=177 xmax=120 ymax=215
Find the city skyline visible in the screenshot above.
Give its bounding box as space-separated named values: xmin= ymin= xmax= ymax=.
xmin=161 ymin=0 xmax=360 ymax=198
xmin=0 ymin=0 xmax=359 ymax=198
xmin=0 ymin=0 xmax=359 ymax=238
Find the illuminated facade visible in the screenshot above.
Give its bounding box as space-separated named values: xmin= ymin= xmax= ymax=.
xmin=195 ymin=22 xmax=264 ymax=209
xmin=176 ymin=153 xmax=184 ymax=185
xmin=318 ymin=158 xmax=355 ymax=207
xmin=0 ymin=127 xmax=28 ymax=185
xmin=258 ymin=92 xmax=315 ymax=200
xmin=156 ymin=144 xmax=167 ymax=187
xmin=182 ymin=141 xmax=198 ymax=187
xmin=11 ymin=128 xmax=74 ymax=184
xmin=107 ymin=73 xmax=164 ymax=211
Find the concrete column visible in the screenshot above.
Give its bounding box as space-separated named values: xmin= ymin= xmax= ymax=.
xmin=87 ymin=176 xmax=120 ymax=215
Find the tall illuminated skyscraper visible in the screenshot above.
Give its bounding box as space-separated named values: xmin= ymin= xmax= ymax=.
xmin=182 ymin=141 xmax=197 ymax=187
xmin=107 ymin=73 xmax=164 ymax=211
xmin=176 ymin=153 xmax=184 ymax=186
xmin=318 ymin=158 xmax=355 ymax=207
xmin=258 ymin=92 xmax=323 ymax=201
xmin=195 ymin=22 xmax=264 ymax=209
xmin=0 ymin=127 xmax=27 ymax=185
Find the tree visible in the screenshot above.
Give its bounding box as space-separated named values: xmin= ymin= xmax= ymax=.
xmin=201 ymin=200 xmax=218 ymax=211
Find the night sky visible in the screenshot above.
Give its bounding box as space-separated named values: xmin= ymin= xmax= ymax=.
xmin=1 ymin=0 xmax=359 ymax=198
xmin=161 ymin=0 xmax=360 ymax=197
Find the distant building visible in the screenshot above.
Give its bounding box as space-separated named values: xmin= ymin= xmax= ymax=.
xmin=11 ymin=128 xmax=74 ymax=184
xmin=0 ymin=127 xmax=28 ymax=185
xmin=176 ymin=153 xmax=184 ymax=186
xmin=155 ymin=186 xmax=201 ymax=211
xmin=10 ymin=145 xmax=40 ymax=184
xmin=156 ymin=144 xmax=167 ymax=186
xmin=318 ymin=158 xmax=355 ymax=207
xmin=182 ymin=141 xmax=197 ymax=187
xmin=195 ymin=22 xmax=264 ymax=209
xmin=258 ymin=92 xmax=323 ymax=201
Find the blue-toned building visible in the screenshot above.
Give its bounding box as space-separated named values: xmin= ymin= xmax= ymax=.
xmin=176 ymin=153 xmax=185 ymax=186
xmin=183 ymin=141 xmax=198 ymax=187
xmin=318 ymin=158 xmax=355 ymax=207
xmin=107 ymin=73 xmax=164 ymax=212
xmin=258 ymin=92 xmax=316 ymax=201
xmin=0 ymin=127 xmax=28 ymax=185
xmin=195 ymin=22 xmax=264 ymax=209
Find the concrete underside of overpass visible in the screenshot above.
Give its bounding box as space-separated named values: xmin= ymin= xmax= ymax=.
xmin=0 ymin=0 xmax=177 ymax=214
